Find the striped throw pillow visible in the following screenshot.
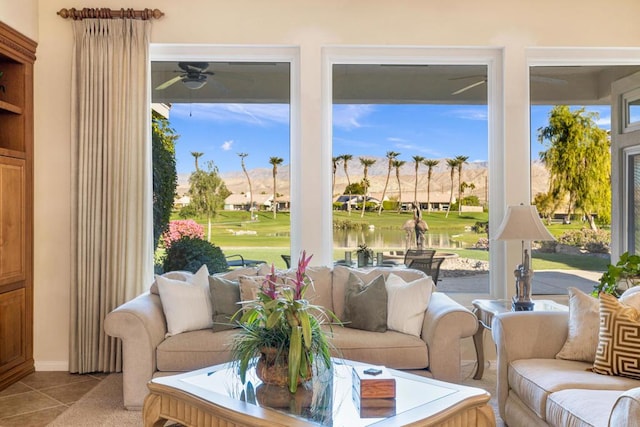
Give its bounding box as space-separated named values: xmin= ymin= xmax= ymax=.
xmin=592 ymin=292 xmax=640 ymax=379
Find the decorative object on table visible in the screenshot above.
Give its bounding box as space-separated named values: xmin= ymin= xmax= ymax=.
xmin=592 ymin=251 xmax=640 ymax=297
xmin=356 ymin=243 xmax=373 ymax=267
xmin=344 ymin=251 xmax=352 ymax=265
xmin=352 ymin=365 xmax=396 ymax=418
xmin=231 ymin=251 xmax=339 ymax=393
xmin=494 ymin=204 xmax=555 ymax=311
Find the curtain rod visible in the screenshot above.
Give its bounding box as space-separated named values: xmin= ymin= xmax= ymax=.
xmin=57 ymin=8 xmax=164 ymax=20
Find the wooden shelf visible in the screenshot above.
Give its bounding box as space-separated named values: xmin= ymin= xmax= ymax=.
xmin=0 ymin=100 xmax=22 ymax=115
xmin=0 ymin=147 xmax=26 ymax=159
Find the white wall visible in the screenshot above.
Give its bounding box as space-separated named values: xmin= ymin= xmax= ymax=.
xmin=0 ymin=0 xmax=38 ymax=40
xmin=31 ymin=0 xmax=640 ymax=369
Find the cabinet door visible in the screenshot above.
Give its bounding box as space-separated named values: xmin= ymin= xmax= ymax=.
xmin=0 ymin=288 xmax=26 ymax=369
xmin=0 ymin=156 xmax=25 ymax=286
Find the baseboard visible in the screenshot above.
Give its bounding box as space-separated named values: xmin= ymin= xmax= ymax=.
xmin=35 ymin=360 xmax=69 ymax=371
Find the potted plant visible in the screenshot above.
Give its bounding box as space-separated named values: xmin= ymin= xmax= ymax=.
xmin=231 ymin=251 xmax=339 ymax=393
xmin=592 ymin=251 xmax=640 ymax=297
xmin=356 ymin=243 xmax=373 ymax=267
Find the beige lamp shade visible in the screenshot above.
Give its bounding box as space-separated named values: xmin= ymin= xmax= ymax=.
xmin=494 ymin=205 xmax=555 ymax=242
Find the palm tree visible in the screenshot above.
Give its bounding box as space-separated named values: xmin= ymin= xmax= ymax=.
xmin=269 ymin=156 xmax=283 ymax=219
xmin=238 ymin=153 xmax=255 ymax=220
xmin=378 ymin=151 xmax=400 ymax=215
xmin=455 ymin=155 xmax=469 ymax=215
xmin=423 ymin=159 xmax=439 ymax=212
xmin=191 ymin=151 xmax=204 ymax=171
xmin=445 ymin=158 xmax=460 ymax=218
xmin=341 ymin=154 xmax=353 ymax=214
xmin=412 ymin=155 xmax=425 ymax=207
xmin=393 ymin=159 xmax=406 ymax=213
xmin=359 ymin=157 xmax=376 ymax=217
xmin=332 ymin=156 xmax=341 ymax=198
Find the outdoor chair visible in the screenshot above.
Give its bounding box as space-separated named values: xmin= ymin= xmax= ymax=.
xmin=225 ymin=254 xmax=266 ymax=269
xmin=281 ymin=254 xmax=291 ymax=268
xmin=408 ymin=257 xmax=445 ymax=284
xmin=403 ymin=249 xmax=436 ymax=267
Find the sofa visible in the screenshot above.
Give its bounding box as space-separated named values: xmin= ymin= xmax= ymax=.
xmin=492 ymin=287 xmax=640 ymax=427
xmin=105 ymin=263 xmax=478 ymax=410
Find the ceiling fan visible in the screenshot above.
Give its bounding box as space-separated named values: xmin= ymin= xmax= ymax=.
xmin=155 ymin=62 xmax=244 ymax=91
xmin=451 ymin=74 xmax=568 ymax=95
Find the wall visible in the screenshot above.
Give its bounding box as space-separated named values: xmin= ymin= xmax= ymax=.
xmin=0 ymin=0 xmax=38 ymax=40
xmin=33 ymin=0 xmax=640 ymax=369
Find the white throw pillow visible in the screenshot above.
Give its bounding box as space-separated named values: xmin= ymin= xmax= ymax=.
xmin=156 ymin=265 xmax=212 ymax=337
xmin=555 ymin=287 xmax=599 ymax=362
xmin=384 ymin=273 xmax=433 ymax=337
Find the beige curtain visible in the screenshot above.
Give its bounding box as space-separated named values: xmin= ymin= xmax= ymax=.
xmin=69 ymin=19 xmax=153 ymax=373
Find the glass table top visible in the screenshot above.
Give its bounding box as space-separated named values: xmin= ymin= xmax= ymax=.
xmin=177 ymin=359 xmax=459 ymax=426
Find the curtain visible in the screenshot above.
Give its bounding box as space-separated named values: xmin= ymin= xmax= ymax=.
xmin=69 ymin=19 xmax=153 ymax=373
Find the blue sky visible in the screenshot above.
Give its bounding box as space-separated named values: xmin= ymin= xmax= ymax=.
xmin=168 ymin=103 xmax=612 ymax=175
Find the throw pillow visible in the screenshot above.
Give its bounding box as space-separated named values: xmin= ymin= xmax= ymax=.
xmin=343 ymin=273 xmax=388 ymax=332
xmin=555 ymin=287 xmax=600 ymax=363
xmin=385 ymin=273 xmax=432 ymax=337
xmin=593 ymin=292 xmax=640 ymax=380
xmin=156 ymin=264 xmax=212 ymax=337
xmin=209 ymin=276 xmax=241 ymax=332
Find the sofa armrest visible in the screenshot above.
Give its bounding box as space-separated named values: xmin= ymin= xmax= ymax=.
xmin=421 ymin=292 xmax=478 ymax=382
xmin=104 ymin=292 xmax=167 ymax=410
xmin=610 ymin=387 xmax=640 ymax=427
xmin=491 ymin=311 xmax=569 ymax=421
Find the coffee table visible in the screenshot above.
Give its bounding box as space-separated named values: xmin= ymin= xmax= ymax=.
xmin=143 ymin=358 xmax=496 ymax=426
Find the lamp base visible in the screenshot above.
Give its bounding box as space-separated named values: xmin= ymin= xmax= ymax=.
xmin=512 ymin=297 xmax=534 ymax=311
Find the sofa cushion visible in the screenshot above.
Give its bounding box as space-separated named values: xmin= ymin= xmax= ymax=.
xmin=546 ymin=389 xmax=622 ymax=427
xmin=343 ymin=273 xmax=387 ymax=332
xmin=508 ymin=358 xmax=640 ymax=420
xmin=209 ymin=276 xmax=241 ymax=332
xmin=555 ymin=287 xmax=600 ymax=363
xmin=156 ymin=329 xmax=238 ymax=372
xmin=385 ymin=273 xmax=432 ymax=337
xmin=593 ymin=292 xmax=640 ymax=380
xmin=156 ymin=265 xmax=213 ymax=337
xmin=282 ymin=265 xmax=333 ymax=311
xmin=323 ymin=325 xmax=429 ymax=369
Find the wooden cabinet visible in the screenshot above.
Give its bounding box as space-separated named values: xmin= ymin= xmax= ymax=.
xmin=0 ymin=21 xmax=36 ymax=391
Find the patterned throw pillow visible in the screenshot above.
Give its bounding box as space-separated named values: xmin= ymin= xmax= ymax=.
xmin=592 ymin=292 xmax=640 ymax=380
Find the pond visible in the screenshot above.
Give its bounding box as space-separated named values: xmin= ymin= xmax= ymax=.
xmin=333 ymin=228 xmax=464 ymax=250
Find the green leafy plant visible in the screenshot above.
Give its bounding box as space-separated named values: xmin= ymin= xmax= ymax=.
xmin=161 ymin=236 xmax=228 ymax=274
xmin=231 ymin=252 xmax=339 ymax=393
xmin=592 ymin=251 xmax=640 ymax=297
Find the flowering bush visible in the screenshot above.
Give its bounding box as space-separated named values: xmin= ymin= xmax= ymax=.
xmin=161 ymin=220 xmax=204 ymax=248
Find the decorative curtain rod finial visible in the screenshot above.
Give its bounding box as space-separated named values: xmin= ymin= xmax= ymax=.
xmin=57 ymin=7 xmax=164 ymax=20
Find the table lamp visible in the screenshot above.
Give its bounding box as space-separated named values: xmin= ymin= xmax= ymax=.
xmin=494 ymin=204 xmax=555 ymax=311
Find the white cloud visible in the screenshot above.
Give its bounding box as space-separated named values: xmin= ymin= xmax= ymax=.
xmin=444 ymin=108 xmax=488 ymax=121
xmin=333 ymin=105 xmax=376 ymax=130
xmin=171 ymin=103 xmax=290 ymax=126
xmin=221 ymin=140 xmax=234 ymax=151
xmin=395 ymin=142 xmax=441 ymax=157
xmin=387 ymin=137 xmax=406 ymax=142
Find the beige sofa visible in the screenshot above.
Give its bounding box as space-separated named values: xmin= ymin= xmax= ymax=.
xmin=105 ymin=264 xmax=477 ymax=410
xmin=492 ymin=310 xmax=640 ymax=427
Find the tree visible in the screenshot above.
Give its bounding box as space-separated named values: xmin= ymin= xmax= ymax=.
xmin=393 ymin=159 xmax=406 ymax=213
xmin=455 ymin=155 xmax=469 ymax=215
xmin=423 ymin=159 xmax=439 ymax=212
xmin=191 ymin=151 xmax=204 ymax=171
xmin=538 ymin=106 xmax=611 ymax=229
xmin=152 ymin=112 xmax=178 ymax=251
xmin=332 ymin=156 xmax=341 ymax=198
xmin=533 ymin=191 xmax=558 ymax=225
xmin=188 ymin=160 xmax=230 ymax=241
xmin=238 ymin=153 xmax=255 ymax=220
xmin=341 ymin=154 xmax=353 ymax=214
xmin=359 ymin=157 xmax=376 ymax=217
xmin=412 ymin=155 xmax=425 ymax=207
xmin=269 ymin=156 xmax=284 ymax=219
xmin=445 ymin=158 xmax=460 ymax=218
xmin=378 ymin=151 xmax=400 ymax=215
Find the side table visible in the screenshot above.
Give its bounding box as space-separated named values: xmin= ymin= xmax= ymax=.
xmin=471 ymin=299 xmax=567 ymax=380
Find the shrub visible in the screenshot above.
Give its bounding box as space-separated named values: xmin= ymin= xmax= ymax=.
xmin=161 ymin=236 xmax=228 ymax=274
xmin=161 ymin=219 xmax=204 ymax=248
xmin=557 ymin=229 xmax=611 ymax=253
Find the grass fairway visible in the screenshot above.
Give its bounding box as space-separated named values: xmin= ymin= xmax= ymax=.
xmin=169 ymin=209 xmax=608 ymax=272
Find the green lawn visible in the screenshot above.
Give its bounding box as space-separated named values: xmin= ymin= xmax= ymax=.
xmin=169 ymin=209 xmax=609 ymax=271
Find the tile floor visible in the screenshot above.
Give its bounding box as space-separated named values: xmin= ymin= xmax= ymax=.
xmin=0 ymin=371 xmax=105 ymax=426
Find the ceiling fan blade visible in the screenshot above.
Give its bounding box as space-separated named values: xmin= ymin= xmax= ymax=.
xmin=155 ymin=75 xmax=183 ymax=90
xmin=452 ymin=79 xmax=486 ymax=95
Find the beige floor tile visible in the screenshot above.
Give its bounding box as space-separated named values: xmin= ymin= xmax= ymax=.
xmin=18 ymin=372 xmax=92 ymax=390
xmin=0 ymin=382 xmax=31 ymax=398
xmin=39 ymin=378 xmax=100 ymax=405
xmin=0 ymin=405 xmax=67 ymax=427
xmin=0 ymin=390 xmax=61 ymax=418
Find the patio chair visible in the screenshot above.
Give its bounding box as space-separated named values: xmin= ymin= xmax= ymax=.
xmin=408 ymin=257 xmax=445 ymax=284
xmin=281 ymin=254 xmax=291 ymax=268
xmin=403 ymin=249 xmax=436 ymax=267
xmin=225 ymin=254 xmax=266 ymax=269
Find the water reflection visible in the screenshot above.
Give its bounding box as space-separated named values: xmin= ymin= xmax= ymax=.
xmin=333 ymin=229 xmax=463 ymax=249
